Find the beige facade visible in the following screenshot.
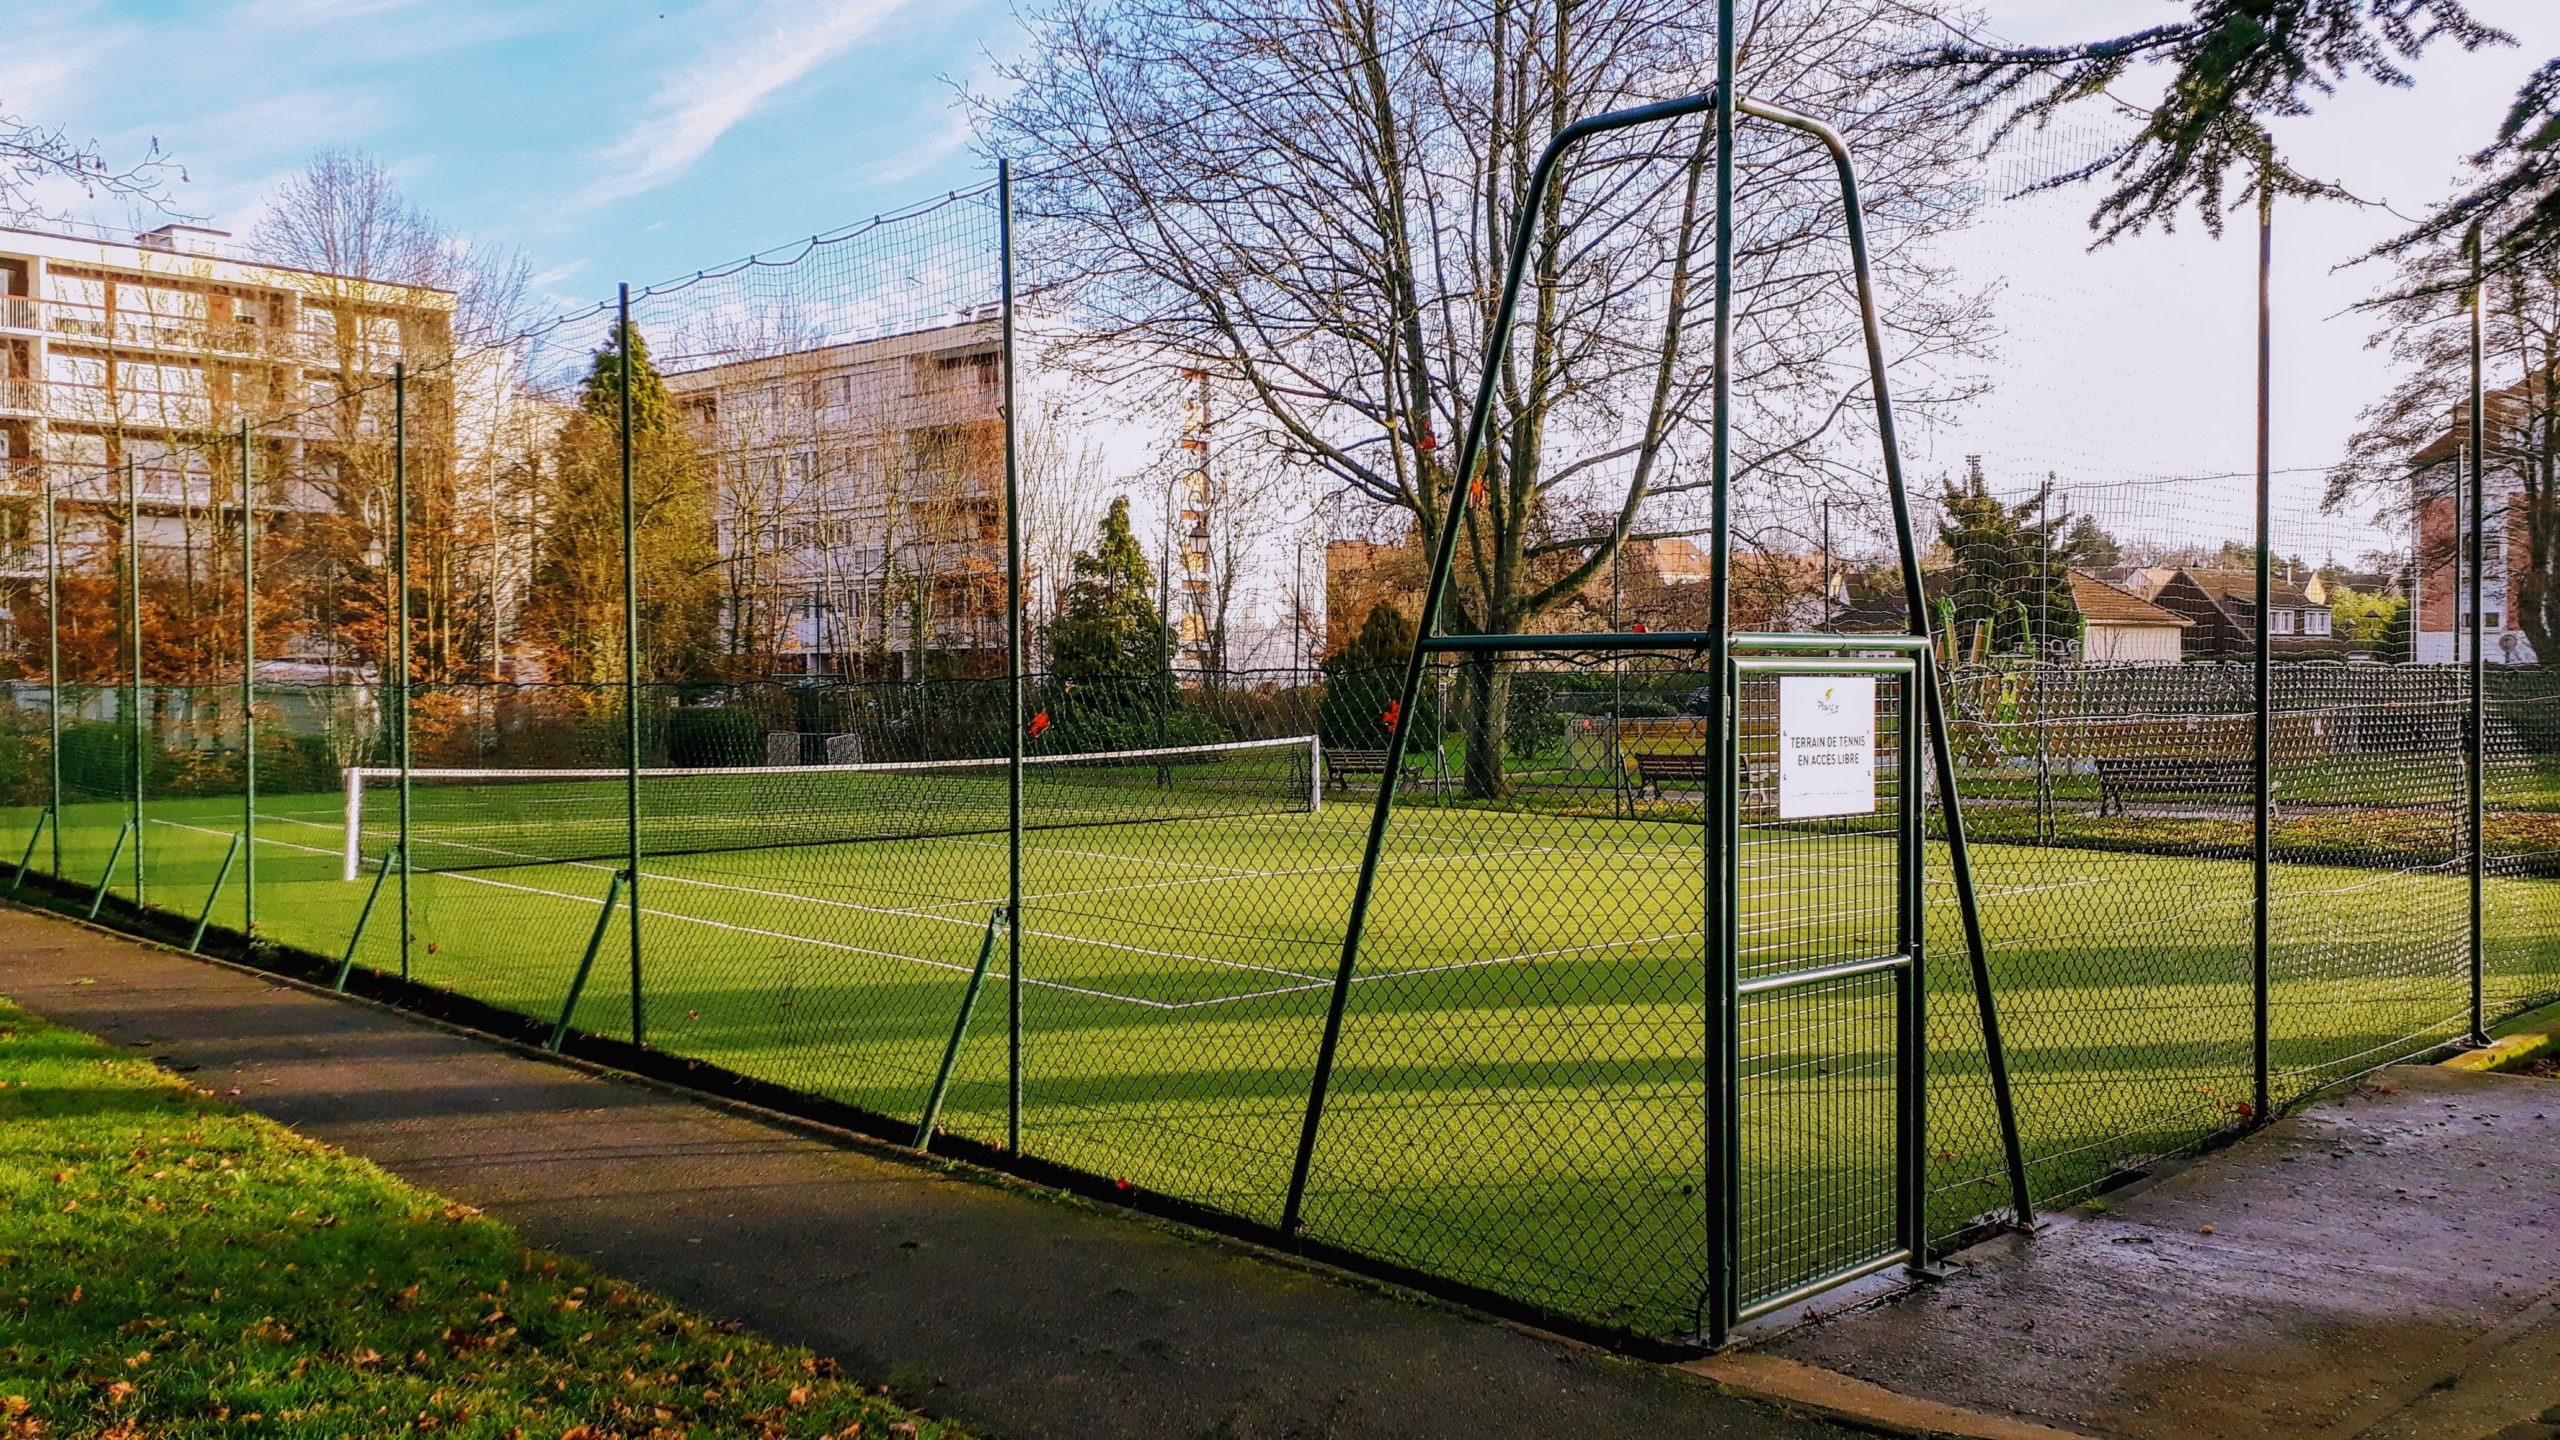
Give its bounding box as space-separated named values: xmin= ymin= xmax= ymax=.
xmin=0 ymin=221 xmax=454 ymax=667
xmin=667 ymin=320 xmax=1007 ymax=678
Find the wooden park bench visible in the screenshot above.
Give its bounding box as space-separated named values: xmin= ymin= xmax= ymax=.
xmin=2094 ymin=756 xmax=2270 ymax=816
xmin=1321 ymin=745 xmax=1447 ymax=794
xmin=1324 ymin=747 xmax=1391 ymax=791
xmin=1633 ymin=752 xmax=1713 ymax=799
xmin=1619 ymin=751 xmax=1773 ymax=814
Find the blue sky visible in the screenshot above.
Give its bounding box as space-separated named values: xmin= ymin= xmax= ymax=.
xmin=6 ymin=0 xmax=2558 ymax=521
xmin=0 ymin=0 xmax=1008 ymax=304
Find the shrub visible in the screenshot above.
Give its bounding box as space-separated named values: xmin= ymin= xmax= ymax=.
xmin=666 ymin=704 xmax=766 ymax=767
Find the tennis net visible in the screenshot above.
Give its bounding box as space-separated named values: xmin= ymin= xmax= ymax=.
xmin=341 ymin=734 xmax=1324 ymax=877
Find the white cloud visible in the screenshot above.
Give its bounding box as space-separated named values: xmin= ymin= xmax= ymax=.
xmin=853 ymin=99 xmax=975 ymax=189
xmin=575 ymin=0 xmax=913 ymax=209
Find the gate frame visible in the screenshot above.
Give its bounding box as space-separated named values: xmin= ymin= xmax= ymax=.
xmin=1726 ymin=645 xmax=1928 ymax=1328
xmin=1276 ymin=2 xmax=2033 ymax=1351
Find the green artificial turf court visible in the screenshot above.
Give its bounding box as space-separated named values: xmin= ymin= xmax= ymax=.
xmin=6 ymin=772 xmax=2557 ymax=1341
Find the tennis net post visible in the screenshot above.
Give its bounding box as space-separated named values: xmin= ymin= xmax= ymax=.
xmin=342 ymin=767 xmax=364 ymax=882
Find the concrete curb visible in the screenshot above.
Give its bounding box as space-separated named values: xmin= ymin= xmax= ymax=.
xmin=2442 ymin=1017 xmax=2560 ymax=1074
xmin=1683 ymin=1354 xmax=2096 ymax=1439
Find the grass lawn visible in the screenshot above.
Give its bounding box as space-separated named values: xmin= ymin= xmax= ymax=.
xmin=10 ymin=764 xmax=2560 ymax=1345
xmin=0 ymin=997 xmax=958 ymax=1440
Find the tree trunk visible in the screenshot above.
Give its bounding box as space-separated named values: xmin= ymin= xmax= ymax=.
xmin=1460 ymin=651 xmax=1510 ymax=799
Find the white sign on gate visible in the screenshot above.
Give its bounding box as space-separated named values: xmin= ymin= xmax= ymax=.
xmin=1776 ymin=675 xmax=1876 ymax=819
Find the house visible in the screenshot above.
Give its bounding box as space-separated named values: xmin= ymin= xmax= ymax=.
xmin=1322 ymin=535 xmax=1424 ymax=658
xmin=2149 ymin=567 xmax=2337 ymax=658
xmin=2067 ymin=569 xmax=2190 ymax=664
xmin=2408 ymin=380 xmax=2541 ymax=664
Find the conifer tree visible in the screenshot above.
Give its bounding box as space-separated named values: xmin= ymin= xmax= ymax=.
xmin=524 ymin=326 xmax=721 ymax=684
xmin=1046 ymin=497 xmax=1166 ymax=682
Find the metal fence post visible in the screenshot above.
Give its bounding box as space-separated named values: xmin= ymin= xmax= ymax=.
xmin=2466 ymin=223 xmax=2488 ymax=1046
xmin=125 ymin=456 xmax=143 ymax=910
xmin=1740 ymin=92 xmax=2035 ymax=1236
xmin=189 ymin=831 xmax=242 ymax=954
xmin=1276 ymin=88 xmax=1724 ymax=1246
xmin=2252 ymin=191 xmax=2273 ymax=1121
xmin=619 ymin=285 xmax=646 ymax=1049
xmin=918 ymin=908 xmax=1009 ymax=1151
xmin=1706 ymin=14 xmax=1738 ymax=1343
xmin=550 ymin=869 xmax=628 ymax=1051
xmin=999 ymin=162 xmax=1026 ymax=1154
xmin=394 ymin=363 xmax=412 ymax=979
xmin=10 ymin=809 xmax=50 ymax=894
xmin=43 ymin=466 xmax=60 ymax=879
xmin=334 ymin=846 xmax=400 ymax=992
xmin=240 ymin=419 xmax=257 ymax=940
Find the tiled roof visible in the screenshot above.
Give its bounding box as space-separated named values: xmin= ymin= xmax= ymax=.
xmin=2068 ymin=570 xmax=2190 ymax=627
xmin=2180 ymin=567 xmax=2316 ymax=610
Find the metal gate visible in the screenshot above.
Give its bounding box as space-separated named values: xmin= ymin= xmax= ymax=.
xmin=1714 ymin=643 xmax=1928 ymax=1332
xmin=1289 ymin=57 xmax=2033 ymax=1351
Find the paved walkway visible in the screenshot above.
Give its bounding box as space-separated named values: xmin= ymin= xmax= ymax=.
xmin=1767 ymin=1061 xmax=2560 ymax=1439
xmin=0 ymin=906 xmax=1857 ymax=1440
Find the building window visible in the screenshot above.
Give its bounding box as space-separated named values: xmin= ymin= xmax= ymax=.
xmin=2271 ymin=609 xmax=2294 ymax=635
xmin=2307 ymin=611 xmax=2331 ymax=637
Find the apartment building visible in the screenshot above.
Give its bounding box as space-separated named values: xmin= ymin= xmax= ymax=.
xmin=667 ymin=319 xmax=1007 ymax=679
xmin=2409 ymin=379 xmax=2542 ymax=665
xmin=0 ymin=220 xmax=455 ymax=672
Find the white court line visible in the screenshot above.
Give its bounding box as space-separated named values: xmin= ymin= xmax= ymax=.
xmin=946 ymin=834 xmax=1260 ymax=874
xmin=1971 ymin=876 xmax=2107 ymax=901
xmin=266 ymin=809 xmax=1944 ymax=1008
xmin=293 ymin=806 xmax=1804 ymax=950
xmin=284 ymin=811 xmax=1331 ymax=984
xmin=201 ymin=817 xmax=1706 ymax=1013
xmin=1170 ymin=929 xmax=1704 ymax=1010
xmin=165 ymin=816 xmax=1872 ymax=1013
xmin=160 ymin=819 xmax=1183 ymax=1011
xmin=642 ymin=867 xmax=1331 ymax=982
xmin=966 ymin=843 xmax=1579 ymax=910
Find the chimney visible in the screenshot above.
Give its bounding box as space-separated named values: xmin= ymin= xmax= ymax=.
xmin=134 ymin=224 xmax=233 ymax=256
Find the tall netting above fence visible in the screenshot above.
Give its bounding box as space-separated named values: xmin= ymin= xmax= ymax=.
xmin=612 ymin=194 xmax=1016 ymax=1116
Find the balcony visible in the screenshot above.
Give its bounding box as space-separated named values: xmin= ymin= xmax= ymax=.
xmin=44 ymin=298 xmax=312 ymax=363
xmin=0 ymin=297 xmax=34 ymax=332
xmin=0 ymin=376 xmax=38 ymax=416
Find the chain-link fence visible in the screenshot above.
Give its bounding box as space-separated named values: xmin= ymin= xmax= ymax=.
xmin=2 ymin=133 xmax=2555 ymax=1356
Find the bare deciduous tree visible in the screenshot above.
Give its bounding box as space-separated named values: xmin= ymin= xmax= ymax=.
xmin=985 ymin=0 xmax=1987 ymax=792
xmin=0 ymin=104 xmax=182 ymax=226
xmin=250 ymin=150 xmax=534 ymax=684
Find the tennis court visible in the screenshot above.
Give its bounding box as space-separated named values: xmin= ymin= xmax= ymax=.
xmin=13 ymin=728 xmax=2555 ymax=1339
